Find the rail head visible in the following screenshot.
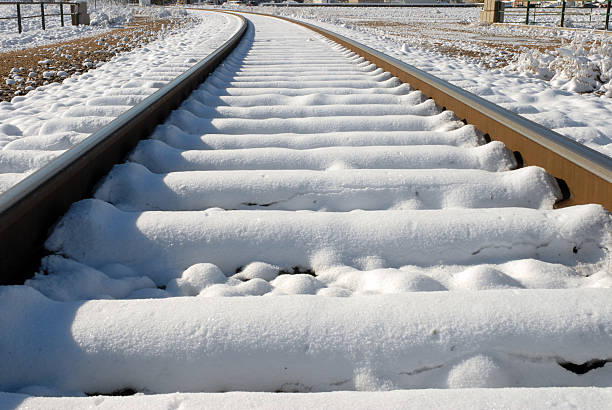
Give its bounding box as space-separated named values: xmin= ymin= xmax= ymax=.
xmin=245 ymin=11 xmax=611 ymax=209
xmin=0 ymin=12 xmax=247 ymax=285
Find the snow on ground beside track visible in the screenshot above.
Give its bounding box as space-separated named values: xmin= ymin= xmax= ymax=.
xmin=246 ymin=6 xmax=612 ymax=157
xmin=0 ymin=9 xmax=241 ymax=193
xmin=505 ymin=35 xmax=612 ymax=95
xmin=3 ymin=388 xmax=612 ymax=409
xmin=0 ymin=1 xmax=187 ymax=52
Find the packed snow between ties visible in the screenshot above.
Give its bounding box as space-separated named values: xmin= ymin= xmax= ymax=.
xmin=0 ymin=9 xmax=611 ymax=408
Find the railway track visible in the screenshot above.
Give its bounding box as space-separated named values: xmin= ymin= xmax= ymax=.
xmin=1 ymin=10 xmax=611 ymax=407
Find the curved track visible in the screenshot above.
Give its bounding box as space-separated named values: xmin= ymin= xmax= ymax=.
xmin=0 ymin=10 xmax=611 ymax=406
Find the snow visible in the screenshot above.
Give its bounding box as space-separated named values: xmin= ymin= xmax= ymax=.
xmin=0 ymin=9 xmax=242 ymax=193
xmin=0 ymin=10 xmax=611 ymax=403
xmin=42 ymin=199 xmax=609 ymax=286
xmin=167 ymin=263 xmax=228 ymax=296
xmin=2 ymin=388 xmax=612 ymax=409
xmin=130 ymin=141 xmax=516 ymax=173
xmin=27 ymin=253 xmax=612 ymax=301
xmin=0 ymin=1 xmax=189 ymax=52
xmin=249 ymin=6 xmax=612 ymax=157
xmin=1 ymin=286 xmax=612 ymax=393
xmin=507 ymin=36 xmax=612 ymax=95
xmin=95 ymin=165 xmax=561 ymax=211
xmin=165 ymin=109 xmax=461 ymax=134
xmin=27 ymin=256 xmax=156 ymax=302
xmin=151 ymin=125 xmax=484 ymax=150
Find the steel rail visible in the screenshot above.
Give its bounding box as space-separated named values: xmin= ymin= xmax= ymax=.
xmin=0 ymin=13 xmax=247 ymax=285
xmin=257 ymin=3 xmax=483 ymax=7
xmin=242 ymin=11 xmax=612 ymax=211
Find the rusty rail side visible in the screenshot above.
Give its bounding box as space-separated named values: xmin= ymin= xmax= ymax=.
xmin=0 ymin=14 xmax=247 ymax=285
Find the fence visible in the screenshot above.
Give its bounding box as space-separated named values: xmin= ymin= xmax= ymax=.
xmin=501 ymin=1 xmax=611 ymax=30
xmin=0 ymin=1 xmax=82 ymax=33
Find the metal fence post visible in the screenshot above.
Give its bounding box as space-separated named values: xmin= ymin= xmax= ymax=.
xmin=73 ymin=3 xmax=80 ymax=26
xmin=498 ymin=1 xmax=505 ymax=23
xmin=16 ymin=3 xmax=22 ymax=34
xmin=60 ymin=3 xmax=65 ymax=27
xmin=525 ymin=0 xmax=530 ymax=25
xmin=560 ymin=0 xmax=566 ymax=27
xmin=588 ymin=6 xmax=592 ymax=24
xmin=606 ymin=0 xmax=611 ymax=31
xmin=41 ymin=3 xmax=45 ymax=30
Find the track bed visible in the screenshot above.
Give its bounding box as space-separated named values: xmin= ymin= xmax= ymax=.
xmin=1 ymin=12 xmax=611 ymax=407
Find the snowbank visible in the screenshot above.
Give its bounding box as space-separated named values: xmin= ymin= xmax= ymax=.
xmin=507 ymin=36 xmax=612 ymax=96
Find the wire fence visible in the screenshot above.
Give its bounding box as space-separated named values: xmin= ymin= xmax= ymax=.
xmin=89 ymin=0 xmax=175 ymax=5
xmin=0 ymin=1 xmax=82 ymax=33
xmin=501 ymin=1 xmax=611 ymax=30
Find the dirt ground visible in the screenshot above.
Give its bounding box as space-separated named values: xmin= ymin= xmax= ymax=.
xmin=0 ymin=16 xmax=193 ymax=102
